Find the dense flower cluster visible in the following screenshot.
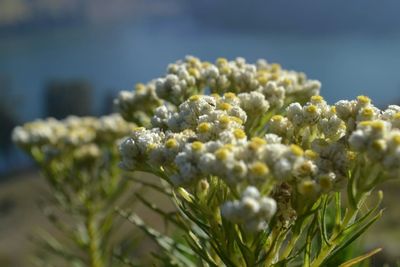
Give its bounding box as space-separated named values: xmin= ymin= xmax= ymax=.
xmin=13 ymin=114 xmax=135 ymax=165
xmin=115 ymin=56 xmax=321 ymax=127
xmin=221 ymin=186 xmax=277 ymax=232
xmin=120 ymin=95 xmax=317 ymax=191
xmin=118 ymin=57 xmax=400 ymax=235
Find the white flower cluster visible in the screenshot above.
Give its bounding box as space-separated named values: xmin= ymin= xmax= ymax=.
xmin=13 ymin=118 xmax=66 ymax=147
xmin=152 ymin=94 xmax=247 ymax=134
xmin=381 ymin=105 xmax=400 ymax=129
xmin=349 ymin=120 xmax=400 ymax=177
xmin=334 ymin=95 xmax=381 ymax=132
xmin=13 ymin=114 xmax=136 ymax=163
xmin=155 ymin=72 xmax=197 ymax=105
xmin=170 ymin=139 xmax=319 ymax=187
xmin=221 ymin=186 xmax=277 ymax=232
xmin=270 ymin=95 xmax=346 ymax=143
xmin=116 ymin=56 xmax=400 ymax=233
xmin=310 ymin=140 xmax=348 ymax=191
xmin=115 ymin=56 xmax=321 ymax=124
xmin=120 ymin=95 xmax=324 ymax=190
xmin=119 ymin=127 xmax=167 ymax=170
xmin=198 ymin=57 xmax=321 ymax=107
xmin=266 ymin=96 xmax=400 ymax=186
xmin=114 ymin=82 xmax=162 ymax=125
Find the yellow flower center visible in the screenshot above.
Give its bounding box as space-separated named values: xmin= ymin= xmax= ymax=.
xmin=191 ymin=141 xmax=204 ymax=151
xmin=215 ymin=148 xmax=230 ymax=161
xmin=217 ymin=57 xmax=228 ymax=65
xmin=187 ymin=57 xmax=199 ymax=65
xmin=219 ymin=102 xmax=232 ymax=111
xmin=257 ymin=75 xmax=269 ymax=85
xmin=230 ymin=116 xmax=243 ymax=124
xmin=271 ymin=115 xmax=284 ymax=122
xmin=290 ymin=144 xmax=304 ymax=156
xmin=298 ymin=180 xmax=317 ymax=195
xmin=219 ymin=116 xmax=230 ymax=127
xmin=392 ymin=135 xmax=400 ymax=145
xmin=189 ymin=95 xmax=201 ymax=102
xmin=305 ymin=149 xmax=318 ymax=160
xmin=224 ymin=92 xmax=236 ymax=99
xmin=250 ymin=162 xmax=269 ymax=176
xmin=270 ymin=63 xmax=281 ymax=73
xmin=311 ymin=95 xmax=324 ymax=103
xmin=249 ymin=137 xmax=267 ymax=150
xmin=306 ymin=105 xmax=318 ymax=114
xmin=233 ymin=128 xmax=246 ymax=139
xmin=188 ymin=68 xmax=200 ymax=78
xmin=133 ymin=127 xmax=145 ymax=132
xmin=370 ymin=121 xmax=385 ymax=130
xmin=221 ymin=65 xmax=231 ymax=75
xmin=357 ymin=95 xmax=371 ymax=104
xmin=197 ymin=122 xmax=211 ymax=133
xmin=135 ymin=83 xmax=146 ymax=92
xmin=165 ymin=138 xmax=178 ymax=149
xmin=361 ymin=107 xmax=374 ymax=117
xmin=372 ymin=140 xmax=386 ymax=151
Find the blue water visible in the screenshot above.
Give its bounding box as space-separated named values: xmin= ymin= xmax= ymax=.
xmin=1 ymin=15 xmax=400 ymax=174
xmin=1 ymin=16 xmax=400 ymax=122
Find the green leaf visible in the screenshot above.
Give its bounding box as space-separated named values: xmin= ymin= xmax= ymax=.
xmin=338 ymin=248 xmax=382 ymax=267
xmin=30 ymin=230 xmax=84 ymax=263
xmin=335 ymin=192 xmax=342 ymax=229
xmin=233 ymin=228 xmax=254 ymax=266
xmin=184 ymin=231 xmax=219 ymax=267
xmin=347 ymin=169 xmax=359 ymax=210
xmin=322 ymin=210 xmax=383 ymax=265
xmin=317 ymin=195 xmax=331 ymax=246
xmin=135 ymin=193 xmax=181 ymax=227
xmin=116 ymin=208 xmax=196 ymax=267
xmin=128 ymin=175 xmax=172 ymax=197
xmin=303 ymin=215 xmax=317 ymax=267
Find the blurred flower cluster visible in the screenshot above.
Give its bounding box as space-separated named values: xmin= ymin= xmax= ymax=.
xmin=13 ymin=114 xmax=137 ymax=267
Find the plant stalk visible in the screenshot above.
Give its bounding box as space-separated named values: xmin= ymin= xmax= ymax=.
xmin=86 ymin=209 xmax=104 ymax=267
xmin=310 ymin=204 xmax=360 ymax=267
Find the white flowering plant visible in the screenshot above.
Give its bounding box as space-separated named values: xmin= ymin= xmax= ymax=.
xmin=115 ymin=56 xmax=400 ymax=266
xmin=13 ymin=114 xmax=138 ymax=267
xmin=13 ymin=56 xmax=400 ymax=266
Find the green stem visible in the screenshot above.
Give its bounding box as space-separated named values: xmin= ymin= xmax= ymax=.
xmin=279 ymin=232 xmax=300 ymax=261
xmin=86 ymin=209 xmax=104 ymax=267
xmin=264 ymin=228 xmax=285 ymax=267
xmin=310 ymin=202 xmax=360 ymax=267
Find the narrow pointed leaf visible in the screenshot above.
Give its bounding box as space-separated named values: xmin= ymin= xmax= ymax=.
xmin=338 ymin=248 xmax=382 ymax=267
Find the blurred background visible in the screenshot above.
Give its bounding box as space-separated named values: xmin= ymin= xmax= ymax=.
xmin=1 ymin=0 xmax=400 ymax=266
